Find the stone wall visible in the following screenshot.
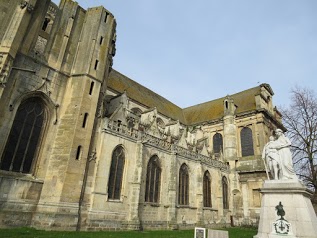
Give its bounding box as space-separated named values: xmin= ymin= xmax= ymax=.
xmin=0 ymin=174 xmax=43 ymax=227
xmin=0 ymin=0 xmax=285 ymax=231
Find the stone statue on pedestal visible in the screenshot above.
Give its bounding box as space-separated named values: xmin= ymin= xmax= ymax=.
xmin=262 ymin=129 xmax=297 ymax=180
xmin=255 ymin=129 xmax=317 ymax=238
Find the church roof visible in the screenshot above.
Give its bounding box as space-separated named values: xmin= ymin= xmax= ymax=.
xmin=183 ymin=86 xmax=263 ymax=125
xmin=107 ymin=70 xmax=186 ymax=123
xmin=108 ymin=69 xmax=272 ymax=126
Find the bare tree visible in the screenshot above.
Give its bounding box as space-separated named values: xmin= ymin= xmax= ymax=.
xmin=280 ymin=86 xmax=317 ymax=202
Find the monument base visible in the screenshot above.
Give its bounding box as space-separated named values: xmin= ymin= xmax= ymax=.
xmin=254 ymin=180 xmax=317 ymax=238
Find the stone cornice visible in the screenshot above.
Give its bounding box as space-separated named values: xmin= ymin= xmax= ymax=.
xmin=103 ymin=119 xmax=229 ymax=172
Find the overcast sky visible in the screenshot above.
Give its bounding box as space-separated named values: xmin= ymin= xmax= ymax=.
xmin=52 ymin=0 xmax=317 ymax=109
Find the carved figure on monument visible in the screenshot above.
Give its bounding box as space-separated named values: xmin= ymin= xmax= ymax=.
xmin=274 ymin=129 xmax=297 ymax=180
xmin=262 ymin=136 xmax=280 ymax=179
xmin=275 ymin=201 xmax=285 ymax=220
xmin=262 ymin=129 xmax=297 ymax=180
xmin=272 ymin=201 xmax=291 ymax=235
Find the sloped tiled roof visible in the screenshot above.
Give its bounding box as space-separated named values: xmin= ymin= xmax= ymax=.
xmin=183 ymin=86 xmax=262 ymax=125
xmin=108 ymin=69 xmax=270 ymax=126
xmin=107 ymin=70 xmax=186 ymax=123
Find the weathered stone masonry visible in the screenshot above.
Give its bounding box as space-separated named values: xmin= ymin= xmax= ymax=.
xmin=0 ymin=0 xmax=284 ymax=231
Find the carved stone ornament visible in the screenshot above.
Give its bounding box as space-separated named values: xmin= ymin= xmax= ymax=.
xmin=88 ymin=150 xmax=97 ymax=162
xmin=126 ymin=114 xmax=137 ymax=129
xmin=0 ymin=54 xmax=13 ymax=87
xmin=186 ymin=131 xmax=196 ymax=147
xmin=20 ymin=1 xmax=28 ymax=9
xmin=27 ymin=4 xmax=34 ymax=12
xmin=140 ymin=108 xmax=157 ymax=128
xmin=20 ymin=1 xmax=34 ymax=12
xmin=164 ymin=120 xmax=183 ymax=142
xmin=272 ymin=201 xmax=292 ymax=235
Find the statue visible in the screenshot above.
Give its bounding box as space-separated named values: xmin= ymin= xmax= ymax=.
xmin=262 ymin=136 xmax=280 ymax=179
xmin=262 ymin=129 xmax=297 ymax=180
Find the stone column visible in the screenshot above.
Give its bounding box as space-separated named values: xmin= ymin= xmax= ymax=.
xmin=241 ymin=182 xmax=251 ymax=225
xmin=196 ymin=165 xmax=204 ymax=226
xmin=166 ymin=153 xmax=177 ymax=229
xmin=223 ymin=96 xmax=237 ymax=161
xmin=126 ymin=141 xmax=143 ymax=230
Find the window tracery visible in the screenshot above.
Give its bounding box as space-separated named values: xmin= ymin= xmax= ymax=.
xmin=145 ymin=155 xmax=161 ymax=203
xmin=240 ymin=127 xmax=254 ymax=156
xmin=108 ymin=146 xmax=125 ymax=200
xmin=178 ymin=163 xmax=189 ymax=205
xmin=222 ymin=176 xmax=229 ymax=209
xmin=203 ymin=171 xmax=212 ymax=207
xmin=1 ymin=97 xmax=46 ymax=173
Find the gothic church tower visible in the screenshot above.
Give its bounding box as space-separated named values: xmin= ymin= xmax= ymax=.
xmin=0 ymin=0 xmax=116 ymax=228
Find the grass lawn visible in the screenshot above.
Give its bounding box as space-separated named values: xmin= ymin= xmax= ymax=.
xmin=1 ymin=227 xmax=257 ymax=238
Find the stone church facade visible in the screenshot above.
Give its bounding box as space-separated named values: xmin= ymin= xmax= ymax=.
xmin=0 ymin=0 xmax=284 ymax=231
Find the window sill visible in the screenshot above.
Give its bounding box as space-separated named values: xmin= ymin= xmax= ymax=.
xmin=144 ymin=202 xmax=160 ymax=207
xmin=107 ymin=199 xmax=123 ymax=203
xmin=176 ymin=205 xmax=197 ymax=209
xmin=203 ymin=207 xmax=218 ymax=211
xmin=0 ymin=170 xmax=43 ymax=183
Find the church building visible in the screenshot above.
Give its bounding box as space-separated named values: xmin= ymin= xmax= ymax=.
xmin=0 ymin=0 xmax=284 ymax=230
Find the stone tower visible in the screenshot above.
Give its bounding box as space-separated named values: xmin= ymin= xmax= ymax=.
xmin=0 ymin=0 xmax=116 ymax=228
xmin=223 ymin=96 xmax=238 ymax=162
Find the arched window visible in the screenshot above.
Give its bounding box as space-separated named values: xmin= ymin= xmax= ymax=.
xmin=131 ymin=107 xmax=142 ymax=116
xmin=156 ymin=118 xmax=165 ymax=129
xmin=213 ymin=133 xmax=223 ymax=154
xmin=178 ymin=163 xmax=189 ymax=205
xmin=203 ymin=171 xmax=212 ymax=207
xmin=240 ymin=127 xmax=254 ymax=157
xmin=145 ymin=155 xmax=161 ymax=203
xmin=108 ymin=146 xmax=125 ymax=200
xmin=222 ymin=176 xmax=229 ymax=209
xmin=1 ymin=97 xmax=46 ymax=173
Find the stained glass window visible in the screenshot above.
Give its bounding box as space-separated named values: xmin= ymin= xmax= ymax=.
xmin=203 ymin=171 xmax=212 ymax=207
xmin=108 ymin=146 xmax=125 ymax=200
xmin=222 ymin=176 xmax=229 ymax=209
xmin=213 ymin=133 xmax=223 ymax=154
xmin=145 ymin=155 xmax=161 ymax=203
xmin=1 ymin=97 xmax=45 ymax=173
xmin=178 ymin=164 xmax=189 ymax=205
xmin=240 ymin=127 xmax=254 ymax=156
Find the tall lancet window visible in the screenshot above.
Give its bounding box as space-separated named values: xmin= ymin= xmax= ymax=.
xmin=1 ymin=97 xmax=46 ymax=173
xmin=222 ymin=176 xmax=229 ymax=209
xmin=240 ymin=127 xmax=254 ymax=156
xmin=178 ymin=163 xmax=189 ymax=205
xmin=108 ymin=146 xmax=125 ymax=200
xmin=213 ymin=133 xmax=223 ymax=158
xmin=203 ymin=171 xmax=212 ymax=207
xmin=145 ymin=155 xmax=161 ymax=203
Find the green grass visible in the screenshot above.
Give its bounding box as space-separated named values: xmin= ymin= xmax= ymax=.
xmin=0 ymin=227 xmax=257 ymax=238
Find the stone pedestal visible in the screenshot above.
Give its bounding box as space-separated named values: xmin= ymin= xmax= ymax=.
xmin=254 ymin=180 xmax=317 ymax=238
